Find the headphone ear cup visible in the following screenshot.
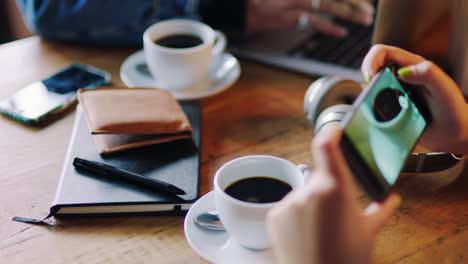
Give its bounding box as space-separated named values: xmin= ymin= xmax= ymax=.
xmin=314 ymin=104 xmax=352 ymax=133
xmin=304 ymin=76 xmax=362 ymax=129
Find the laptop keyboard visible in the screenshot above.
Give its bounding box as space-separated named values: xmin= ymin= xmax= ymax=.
xmin=289 ymin=20 xmax=373 ymax=69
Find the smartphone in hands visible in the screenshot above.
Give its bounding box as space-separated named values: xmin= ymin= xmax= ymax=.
xmin=0 ymin=63 xmax=111 ymax=126
xmin=340 ymin=66 xmax=431 ymax=201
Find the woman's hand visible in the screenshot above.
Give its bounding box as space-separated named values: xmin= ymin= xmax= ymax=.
xmin=361 ymin=44 xmax=468 ymax=154
xmin=267 ymin=124 xmax=400 ymax=264
xmin=246 ymin=0 xmax=374 ymax=37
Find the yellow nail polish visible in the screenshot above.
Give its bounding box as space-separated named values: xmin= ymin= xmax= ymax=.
xmin=363 ymin=71 xmax=371 ymax=83
xmin=394 ymin=196 xmax=402 ymax=209
xmin=397 ymin=67 xmax=413 ymax=78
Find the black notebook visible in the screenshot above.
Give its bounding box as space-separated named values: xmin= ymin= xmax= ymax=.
xmin=51 ymin=103 xmax=201 ymax=217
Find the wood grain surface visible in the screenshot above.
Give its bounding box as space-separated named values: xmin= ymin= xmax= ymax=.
xmin=0 ymin=37 xmax=466 ymax=264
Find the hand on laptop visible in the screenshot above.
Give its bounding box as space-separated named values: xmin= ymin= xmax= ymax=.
xmin=361 ymin=44 xmax=468 ymax=154
xmin=246 ymin=0 xmax=374 ymax=37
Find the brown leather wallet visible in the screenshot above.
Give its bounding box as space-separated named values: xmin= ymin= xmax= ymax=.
xmin=77 ymin=87 xmax=192 ymax=154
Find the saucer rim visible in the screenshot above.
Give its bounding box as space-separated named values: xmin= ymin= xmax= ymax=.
xmin=119 ymin=50 xmax=240 ymax=101
xmin=184 ymin=191 xmax=275 ymax=264
xmin=184 ymin=191 xmax=224 ymax=263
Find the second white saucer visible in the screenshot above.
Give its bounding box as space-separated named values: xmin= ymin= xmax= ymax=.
xmin=184 ymin=191 xmax=276 ymax=264
xmin=120 ymin=50 xmax=241 ymax=101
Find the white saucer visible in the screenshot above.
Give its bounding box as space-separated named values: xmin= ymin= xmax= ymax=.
xmin=120 ymin=50 xmax=241 ymax=100
xmin=184 ymin=191 xmax=276 ymax=264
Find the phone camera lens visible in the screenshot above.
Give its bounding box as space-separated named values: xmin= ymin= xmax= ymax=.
xmin=372 ymin=88 xmax=405 ymax=122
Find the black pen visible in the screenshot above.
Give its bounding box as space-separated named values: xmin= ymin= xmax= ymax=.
xmin=73 ymin=157 xmax=186 ymax=195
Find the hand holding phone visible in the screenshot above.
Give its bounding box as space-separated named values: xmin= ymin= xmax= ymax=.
xmin=341 ymin=66 xmax=430 ymax=201
xmin=0 ymin=63 xmax=111 ymax=126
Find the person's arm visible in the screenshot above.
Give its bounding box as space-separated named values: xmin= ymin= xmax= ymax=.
xmin=16 ymin=0 xmax=378 ymax=44
xmin=361 ymin=44 xmax=468 ymax=154
xmin=16 ymin=0 xmax=208 ymax=44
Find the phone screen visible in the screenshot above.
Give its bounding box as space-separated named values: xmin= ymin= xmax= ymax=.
xmin=342 ymin=67 xmax=427 ymax=200
xmin=0 ymin=64 xmax=110 ymax=124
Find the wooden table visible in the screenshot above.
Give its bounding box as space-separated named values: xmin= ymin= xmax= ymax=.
xmin=0 ymin=37 xmax=466 ymax=264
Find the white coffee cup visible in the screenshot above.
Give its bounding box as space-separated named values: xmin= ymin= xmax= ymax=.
xmin=143 ymin=19 xmax=226 ymax=91
xmin=214 ymin=155 xmax=311 ymax=250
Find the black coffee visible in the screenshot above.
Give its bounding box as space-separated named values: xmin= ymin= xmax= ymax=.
xmin=225 ymin=177 xmax=292 ymax=203
xmin=154 ymin=34 xmax=203 ymax=49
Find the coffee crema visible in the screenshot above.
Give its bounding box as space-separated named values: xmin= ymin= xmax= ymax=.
xmin=154 ymin=34 xmax=203 ymax=49
xmin=224 ymin=176 xmax=292 ymax=203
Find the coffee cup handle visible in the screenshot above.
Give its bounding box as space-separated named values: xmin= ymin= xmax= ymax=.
xmin=212 ymin=30 xmax=227 ymax=57
xmin=296 ymin=164 xmax=312 ymax=181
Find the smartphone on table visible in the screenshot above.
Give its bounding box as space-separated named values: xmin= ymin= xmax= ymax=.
xmin=0 ymin=63 xmax=111 ymax=126
xmin=340 ymin=66 xmax=431 ymax=201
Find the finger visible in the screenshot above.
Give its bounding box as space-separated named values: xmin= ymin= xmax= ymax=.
xmin=248 ymin=9 xmax=301 ymax=31
xmin=347 ymin=0 xmax=375 ymax=24
xmin=361 ymin=44 xmax=426 ymax=79
xmin=320 ymin=0 xmax=374 ymax=25
xmin=397 ymin=61 xmax=468 ymax=146
xmin=397 ymin=61 xmax=460 ymax=96
xmin=346 ymin=0 xmax=373 ymax=6
xmin=312 ymin=123 xmax=354 ymax=193
xmin=266 ymin=200 xmax=307 ymax=264
xmin=398 ymin=61 xmax=465 ymax=104
xmin=267 ymin=182 xmax=321 ymax=264
xmin=250 ymin=8 xmax=349 ymax=37
xmin=308 ymin=13 xmax=348 ymax=37
xmin=364 ymin=193 xmax=401 ymax=236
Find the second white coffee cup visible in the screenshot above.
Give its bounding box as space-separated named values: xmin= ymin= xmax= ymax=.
xmin=214 ymin=155 xmax=311 ymax=250
xmin=143 ymin=19 xmax=226 ymax=91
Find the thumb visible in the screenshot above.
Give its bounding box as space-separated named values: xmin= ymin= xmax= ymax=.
xmin=364 ymin=194 xmax=401 ymax=236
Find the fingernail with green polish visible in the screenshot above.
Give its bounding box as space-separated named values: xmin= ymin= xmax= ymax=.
xmin=397 ymin=67 xmax=413 ymax=78
xmin=363 ymin=72 xmax=371 ymax=83
xmin=394 ymin=196 xmax=402 ymax=209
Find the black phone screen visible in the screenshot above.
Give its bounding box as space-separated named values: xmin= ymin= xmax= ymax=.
xmin=341 ymin=67 xmax=428 ymax=200
xmin=44 ymin=65 xmax=109 ymax=94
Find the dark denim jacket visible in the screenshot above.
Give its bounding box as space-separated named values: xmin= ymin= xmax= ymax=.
xmin=17 ymin=0 xmax=245 ymax=44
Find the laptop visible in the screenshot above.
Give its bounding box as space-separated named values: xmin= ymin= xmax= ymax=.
xmin=228 ymin=0 xmax=445 ymax=82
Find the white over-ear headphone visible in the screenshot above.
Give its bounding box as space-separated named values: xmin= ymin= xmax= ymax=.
xmin=304 ymin=76 xmax=362 ymax=133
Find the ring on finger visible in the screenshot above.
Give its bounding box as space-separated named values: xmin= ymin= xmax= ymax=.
xmin=297 ymin=13 xmax=312 ymax=31
xmin=312 ymin=0 xmax=321 ymax=10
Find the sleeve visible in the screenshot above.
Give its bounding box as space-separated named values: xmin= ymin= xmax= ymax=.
xmin=16 ymin=0 xmax=246 ymax=44
xmin=198 ymin=0 xmax=247 ymax=33
xmin=16 ymin=0 xmax=199 ymax=44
